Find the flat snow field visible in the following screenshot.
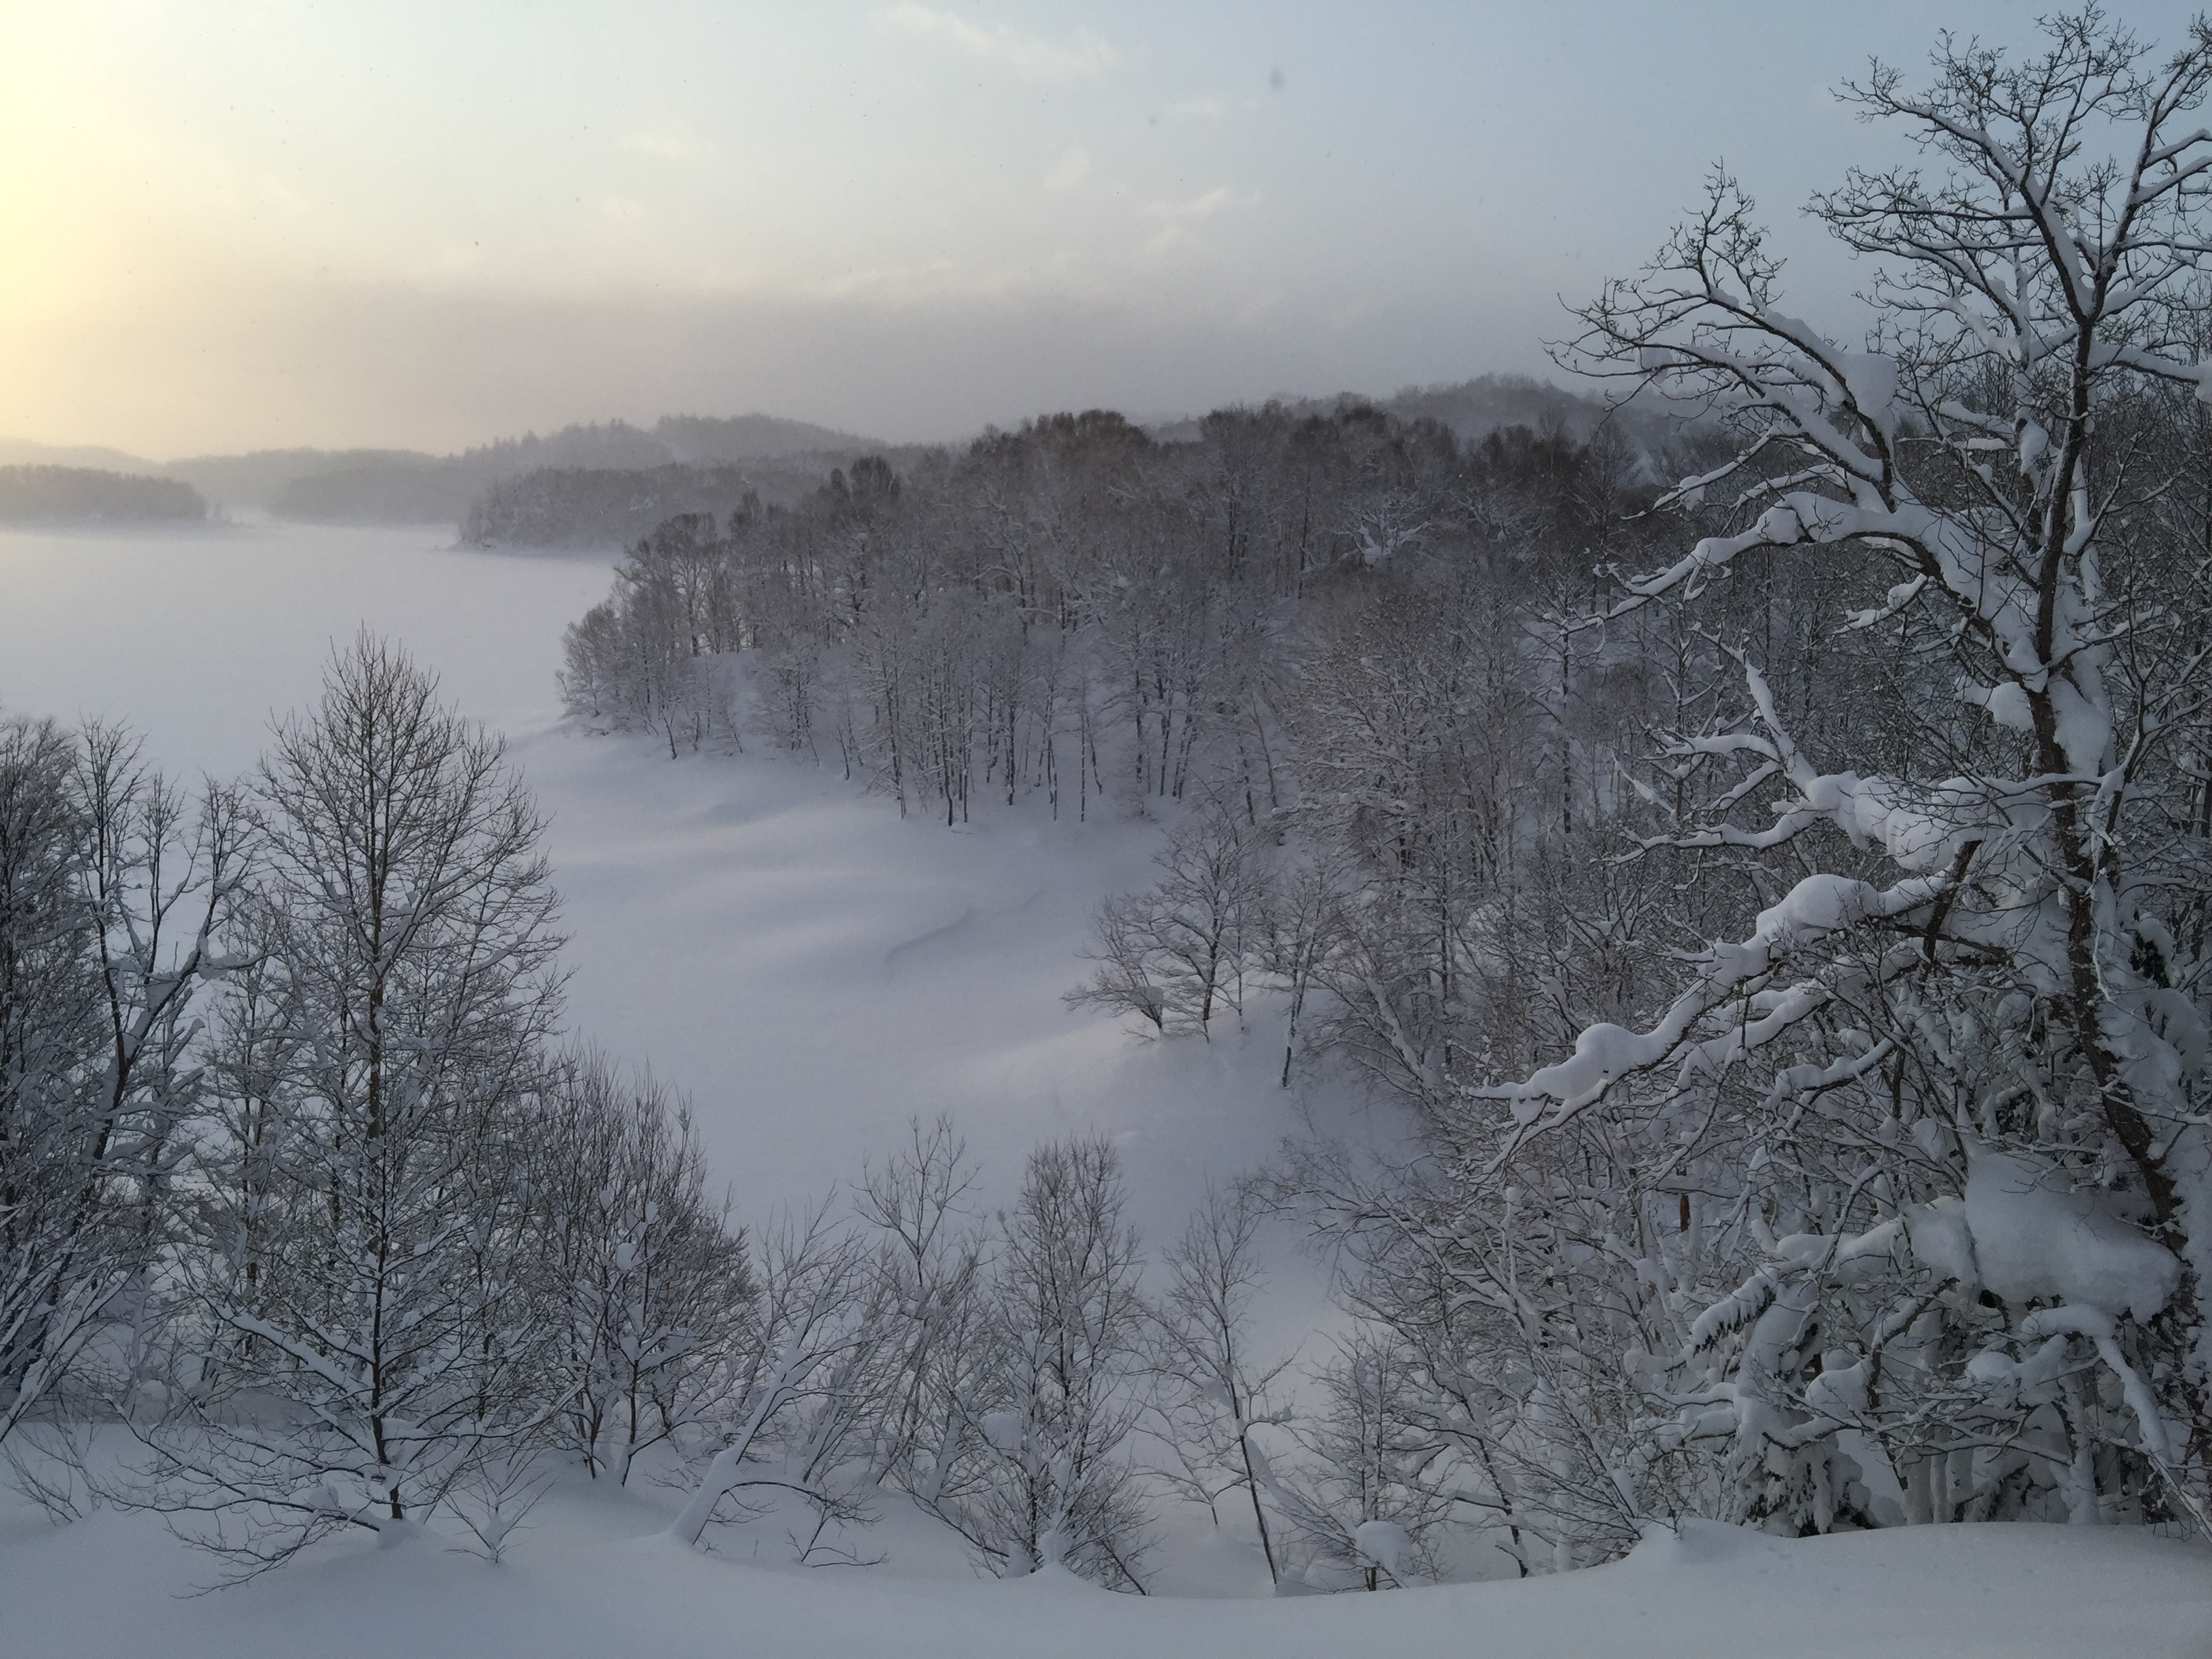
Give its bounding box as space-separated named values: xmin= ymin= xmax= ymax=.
xmin=3 ymin=521 xmax=2209 ymax=1655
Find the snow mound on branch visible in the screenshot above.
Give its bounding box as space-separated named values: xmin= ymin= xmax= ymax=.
xmin=1352 ymin=1519 xmax=1414 ymax=1582
xmin=1964 ymin=1154 xmax=2177 ymax=1321
xmin=1904 ymin=1194 xmax=1978 ymax=1288
xmin=1835 ymin=351 xmax=1901 ymax=430
xmin=1754 ymin=872 xmax=1883 ymax=939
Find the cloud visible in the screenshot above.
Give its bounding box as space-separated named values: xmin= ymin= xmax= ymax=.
xmin=1168 ymin=96 xmax=1258 ymax=120
xmin=814 ymin=258 xmax=964 ymax=302
xmin=1044 ymin=145 xmax=1092 ymax=192
xmin=619 ymin=126 xmax=691 ymax=159
xmin=428 ymin=243 xmax=484 ymax=276
xmin=0 ymin=259 xmax=1557 ymax=456
xmin=1141 ymin=186 xmax=1233 ymax=251
xmin=256 ymin=175 xmax=309 ymax=213
xmin=880 ymin=5 xmax=1116 ymax=82
xmin=596 ymin=195 xmax=648 ymax=222
xmin=1145 ymin=186 xmax=1231 ymax=223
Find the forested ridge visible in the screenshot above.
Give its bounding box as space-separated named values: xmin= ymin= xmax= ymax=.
xmin=0 ymin=465 xmax=205 ymax=522
xmin=271 ymin=417 xmax=884 ymax=525
xmin=0 ymin=414 xmax=883 ymax=521
xmin=461 ymin=455 xmax=914 ymax=548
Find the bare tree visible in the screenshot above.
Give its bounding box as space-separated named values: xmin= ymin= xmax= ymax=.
xmin=665 ymin=1204 xmax=884 ymax=1550
xmin=0 ymin=716 xmax=242 ymax=1452
xmin=528 ymin=1048 xmax=753 ymax=1484
xmin=0 ymin=716 xmax=108 ymax=1450
xmin=854 ymin=1116 xmax=989 ymax=1509
xmin=1456 ymin=11 xmax=2212 ymax=1536
xmin=154 ymin=636 xmax=567 ymax=1567
xmin=1146 ymin=1184 xmax=1294 ymax=1583
xmin=1067 ymin=794 xmax=1264 ymax=1040
xmin=1274 ymin=1333 xmax=1450 ymax=1591
xmin=962 ymin=1137 xmax=1152 ymax=1589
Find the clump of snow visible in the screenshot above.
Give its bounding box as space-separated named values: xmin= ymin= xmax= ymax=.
xmin=1352 ymin=1519 xmax=1416 ymax=1584
xmin=1965 ymin=1153 xmax=2177 ymax=1321
xmin=1626 ymin=1517 xmax=1796 ymax=1572
xmin=1959 ymin=678 xmax=2035 ymax=731
xmin=1905 ymin=1193 xmax=1978 ymax=1288
xmin=1907 ymin=1158 xmax=2179 ymax=1323
xmin=1835 ymin=350 xmax=1902 ymax=431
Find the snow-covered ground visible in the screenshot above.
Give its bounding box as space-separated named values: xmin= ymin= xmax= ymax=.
xmin=3 ymin=520 xmax=2209 ymax=1653
xmin=2 ymin=1472 xmax=2205 ymax=1659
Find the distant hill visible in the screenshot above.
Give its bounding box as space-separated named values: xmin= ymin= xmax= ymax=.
xmin=5 ymin=390 xmax=1707 ymax=527
xmin=459 ymin=450 xmax=907 ymax=549
xmin=1145 ymin=374 xmax=1695 ymax=449
xmin=264 ymin=455 xmax=476 ymax=525
xmin=0 ymin=437 xmax=161 ymax=473
xmin=1380 ymin=374 xmax=1630 ymax=439
xmin=287 ymin=419 xmax=882 ymax=526
xmin=0 ymin=464 xmax=206 ymax=522
xmin=653 ymin=413 xmax=874 ymax=463
xmin=0 ymin=413 xmax=887 ymax=522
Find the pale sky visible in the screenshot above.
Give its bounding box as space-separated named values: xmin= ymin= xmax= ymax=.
xmin=5 ymin=1 xmax=2204 ymax=456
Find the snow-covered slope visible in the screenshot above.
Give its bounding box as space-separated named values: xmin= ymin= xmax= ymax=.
xmin=1 ymin=1483 xmax=2204 ymax=1659
xmin=3 ymin=521 xmax=2208 ymax=1651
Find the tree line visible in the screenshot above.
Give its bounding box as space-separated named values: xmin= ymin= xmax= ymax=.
xmin=0 ymin=466 xmax=205 ymax=523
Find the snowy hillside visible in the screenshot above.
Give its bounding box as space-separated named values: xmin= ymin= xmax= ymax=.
xmin=3 ymin=520 xmax=2209 ymax=1653
xmin=3 ymin=1489 xmax=2206 ymax=1659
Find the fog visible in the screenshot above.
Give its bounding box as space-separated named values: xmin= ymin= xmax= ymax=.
xmin=9 ymin=0 xmax=2193 ymax=455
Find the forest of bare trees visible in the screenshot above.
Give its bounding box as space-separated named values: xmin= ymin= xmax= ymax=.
xmin=555 ymin=9 xmax=2212 ymax=1568
xmin=7 ymin=5 xmax=2212 ymax=1602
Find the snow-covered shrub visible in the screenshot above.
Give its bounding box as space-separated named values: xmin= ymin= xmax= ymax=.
xmin=853 ymin=1116 xmax=991 ymax=1512
xmin=525 ymin=1048 xmax=754 ymax=1484
xmin=1145 ymin=1184 xmax=1295 ymax=1584
xmin=1067 ymin=792 xmax=1266 ymax=1039
xmin=665 ymin=1206 xmax=885 ymax=1551
xmin=931 ymin=1137 xmax=1153 ymax=1588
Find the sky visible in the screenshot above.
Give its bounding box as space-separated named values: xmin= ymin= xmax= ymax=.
xmin=5 ymin=1 xmax=2208 ymax=457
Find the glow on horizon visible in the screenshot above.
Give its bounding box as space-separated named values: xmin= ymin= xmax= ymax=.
xmin=3 ymin=1 xmax=2201 ymax=456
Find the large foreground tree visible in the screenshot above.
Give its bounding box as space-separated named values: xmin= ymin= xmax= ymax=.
xmin=1338 ymin=10 xmax=2212 ymax=1553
